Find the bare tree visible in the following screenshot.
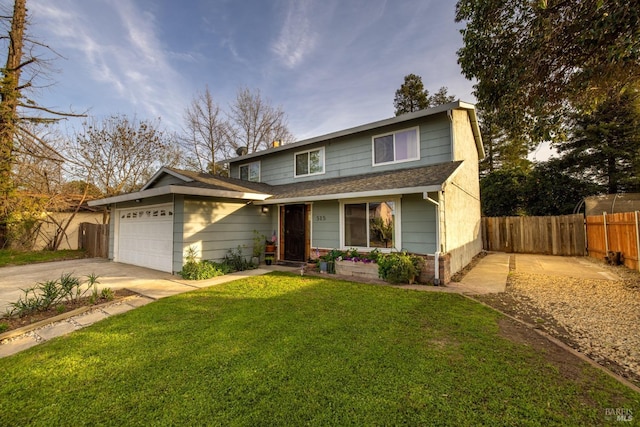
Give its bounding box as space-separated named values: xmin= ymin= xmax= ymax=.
xmin=68 ymin=115 xmax=180 ymax=197
xmin=0 ymin=0 xmax=84 ymax=247
xmin=227 ymin=87 xmax=294 ymax=154
xmin=181 ymin=85 xmax=231 ymax=174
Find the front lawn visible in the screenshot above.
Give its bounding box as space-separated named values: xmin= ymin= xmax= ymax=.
xmin=0 ymin=249 xmax=86 ymax=267
xmin=1 ymin=272 xmax=637 ymax=425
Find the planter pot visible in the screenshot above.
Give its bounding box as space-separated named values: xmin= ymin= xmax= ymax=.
xmin=265 ymin=259 xmax=273 ymax=266
xmin=319 ymin=261 xmax=328 ymax=273
xmin=265 ymin=245 xmax=276 ymax=253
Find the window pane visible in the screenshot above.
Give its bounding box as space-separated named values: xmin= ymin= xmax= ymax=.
xmin=374 ymin=135 xmax=394 ymax=164
xmin=369 ymin=201 xmax=395 ymax=248
xmin=249 ymin=162 xmax=260 ymax=181
xmin=309 ymin=149 xmax=323 ymax=174
xmin=240 ymin=165 xmax=248 ymax=181
xmin=344 ymin=203 xmax=367 ymax=247
xmin=295 ymin=153 xmax=308 ymax=176
xmin=395 ymin=130 xmax=418 ymax=161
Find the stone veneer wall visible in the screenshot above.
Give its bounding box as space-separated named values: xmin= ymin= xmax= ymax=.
xmin=418 ymin=253 xmax=451 ymax=285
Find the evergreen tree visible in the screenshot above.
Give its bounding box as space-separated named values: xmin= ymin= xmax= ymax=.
xmin=393 ymin=74 xmax=429 ymax=116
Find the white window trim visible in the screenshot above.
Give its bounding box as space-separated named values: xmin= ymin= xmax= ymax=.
xmin=294 ymin=147 xmax=325 ymax=178
xmin=238 ymin=160 xmax=261 ymax=182
xmin=339 ymin=197 xmax=402 ymax=252
xmin=371 ymin=126 xmax=420 ymax=167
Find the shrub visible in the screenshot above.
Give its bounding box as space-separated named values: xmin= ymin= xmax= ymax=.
xmin=222 ymin=246 xmax=253 ymax=272
xmin=377 ymin=251 xmax=422 ymax=284
xmin=179 ymin=246 xmax=227 ymax=280
xmin=0 ymin=322 xmax=8 ymax=333
xmin=179 ymin=260 xmax=225 ymax=280
xmin=8 ymin=273 xmax=102 ymax=317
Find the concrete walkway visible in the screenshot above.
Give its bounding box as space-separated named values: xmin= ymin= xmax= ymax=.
xmin=446 ymin=252 xmax=511 ymax=294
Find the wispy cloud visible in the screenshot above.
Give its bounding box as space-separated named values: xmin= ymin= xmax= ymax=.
xmin=271 ymin=0 xmax=317 ymax=68
xmin=30 ymin=0 xmax=188 ymax=126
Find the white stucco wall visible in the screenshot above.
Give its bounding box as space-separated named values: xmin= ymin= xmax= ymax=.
xmin=442 ymin=109 xmax=483 ymax=274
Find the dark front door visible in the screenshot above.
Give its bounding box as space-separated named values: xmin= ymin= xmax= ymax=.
xmin=284 ymin=204 xmax=306 ymax=261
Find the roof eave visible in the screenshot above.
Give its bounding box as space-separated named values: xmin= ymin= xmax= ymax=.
xmin=255 ymin=185 xmax=444 ymax=205
xmin=88 ymin=185 xmax=271 ymax=206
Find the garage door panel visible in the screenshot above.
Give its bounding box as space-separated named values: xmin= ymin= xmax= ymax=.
xmin=116 ymin=204 xmax=174 ymax=272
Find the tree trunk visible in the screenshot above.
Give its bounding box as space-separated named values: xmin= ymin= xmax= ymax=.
xmin=0 ymin=0 xmax=27 ymax=247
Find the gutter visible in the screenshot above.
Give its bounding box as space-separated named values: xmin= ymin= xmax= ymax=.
xmin=424 ymin=191 xmax=442 ymax=285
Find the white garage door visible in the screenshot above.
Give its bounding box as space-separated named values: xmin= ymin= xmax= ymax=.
xmin=116 ymin=203 xmax=174 ymax=272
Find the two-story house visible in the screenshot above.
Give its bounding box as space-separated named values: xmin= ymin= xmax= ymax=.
xmin=89 ymin=101 xmax=484 ymax=284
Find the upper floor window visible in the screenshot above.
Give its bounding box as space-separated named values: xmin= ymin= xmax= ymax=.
xmin=239 ymin=161 xmax=260 ymax=182
xmin=372 ymin=127 xmax=419 ymax=166
xmin=295 ymin=147 xmax=325 ymax=177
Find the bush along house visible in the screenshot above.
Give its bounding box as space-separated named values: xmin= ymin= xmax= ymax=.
xmin=89 ymin=101 xmax=484 ymax=284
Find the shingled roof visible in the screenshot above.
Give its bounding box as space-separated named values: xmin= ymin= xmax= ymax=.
xmin=90 ymin=162 xmax=462 ymax=207
xmin=265 ymin=161 xmax=462 ymax=203
xmin=163 ymin=167 xmax=274 ymax=194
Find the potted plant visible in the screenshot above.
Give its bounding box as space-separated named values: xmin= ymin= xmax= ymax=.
xmin=265 ymin=231 xmax=277 ymax=253
xmin=252 ymin=230 xmax=265 ymax=265
xmin=265 ymin=255 xmax=274 ymax=266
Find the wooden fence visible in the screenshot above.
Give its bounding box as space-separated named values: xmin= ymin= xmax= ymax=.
xmin=481 ymin=214 xmax=586 ymax=256
xmin=78 ymin=222 xmax=109 ymax=258
xmin=586 ymin=212 xmax=640 ymax=271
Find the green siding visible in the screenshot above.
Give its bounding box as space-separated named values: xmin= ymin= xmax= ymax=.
xmin=150 ymin=174 xmax=186 ymax=188
xmin=229 ymin=114 xmax=453 ymax=186
xmin=401 ymin=194 xmax=437 ymax=254
xmin=172 ymin=195 xmax=185 ymax=273
xmin=311 ymin=201 xmax=340 ymax=249
xmin=180 ymin=197 xmax=272 ymax=264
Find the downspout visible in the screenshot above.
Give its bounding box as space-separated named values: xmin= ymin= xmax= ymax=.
xmin=425 ymin=192 xmax=442 ymax=285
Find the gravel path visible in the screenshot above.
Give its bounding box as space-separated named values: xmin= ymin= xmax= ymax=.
xmin=477 ymin=258 xmax=640 ymax=386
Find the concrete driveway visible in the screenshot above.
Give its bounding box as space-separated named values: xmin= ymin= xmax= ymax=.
xmin=0 ymin=258 xmax=199 ymax=314
xmin=514 ymin=254 xmax=621 ymax=281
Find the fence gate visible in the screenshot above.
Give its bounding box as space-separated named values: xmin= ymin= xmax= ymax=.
xmin=586 ymin=212 xmax=640 ymax=271
xmin=78 ymin=223 xmax=109 ymax=258
xmin=482 ymin=214 xmax=586 ymax=256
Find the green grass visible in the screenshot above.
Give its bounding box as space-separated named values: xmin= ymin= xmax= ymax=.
xmin=0 ymin=272 xmax=637 ymax=426
xmin=0 ymin=249 xmax=86 ymax=267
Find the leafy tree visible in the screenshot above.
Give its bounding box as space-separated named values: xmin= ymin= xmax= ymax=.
xmin=524 ymin=160 xmax=602 ymax=216
xmin=226 ymin=87 xmax=294 ymax=154
xmin=181 ymin=85 xmax=231 ymax=175
xmin=0 ymin=0 xmax=83 ymax=247
xmin=67 ymin=115 xmax=180 ymax=196
xmin=394 ymin=74 xmax=429 ymax=115
xmin=555 ymin=87 xmax=640 ymax=194
xmin=480 ymin=167 xmax=530 ymax=217
xmin=456 ymin=0 xmax=640 ymax=145
xmin=429 ymin=87 xmax=456 ymax=107
xmin=478 ymin=109 xmax=531 ymax=177
xmin=481 ymin=161 xmax=602 ymax=217
xmin=394 ymin=74 xmax=456 ymax=116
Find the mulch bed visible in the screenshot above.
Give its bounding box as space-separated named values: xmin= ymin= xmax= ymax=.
xmin=0 ymin=289 xmax=138 ymax=333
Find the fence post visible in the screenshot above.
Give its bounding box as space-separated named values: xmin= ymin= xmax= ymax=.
xmin=636 ymin=211 xmax=640 ymax=272
xmin=603 ymin=212 xmax=609 ymax=255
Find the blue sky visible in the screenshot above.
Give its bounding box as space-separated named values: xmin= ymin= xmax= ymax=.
xmin=27 ymin=0 xmax=475 ymax=141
